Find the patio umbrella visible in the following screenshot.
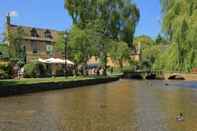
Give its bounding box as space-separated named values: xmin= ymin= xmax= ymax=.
xmin=65 ymin=59 xmax=74 ymax=65
xmin=38 ymin=58 xmax=74 ymax=65
xmin=38 ymin=58 xmax=47 ymax=63
xmin=38 ymin=58 xmax=74 ymax=76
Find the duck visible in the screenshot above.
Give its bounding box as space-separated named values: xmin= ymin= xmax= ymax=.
xmin=176 ymin=113 xmax=184 ymax=122
xmin=100 ymin=104 xmax=107 ymax=108
xmin=165 ymin=83 xmax=169 ymax=86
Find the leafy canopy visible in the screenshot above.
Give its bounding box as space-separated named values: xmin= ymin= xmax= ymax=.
xmin=158 ymin=0 xmax=197 ymax=72
xmin=7 ymin=27 xmax=26 ymax=64
xmin=65 ymin=0 xmax=140 ymax=47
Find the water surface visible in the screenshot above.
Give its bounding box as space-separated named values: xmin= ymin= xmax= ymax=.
xmin=0 ymin=80 xmax=197 ymax=131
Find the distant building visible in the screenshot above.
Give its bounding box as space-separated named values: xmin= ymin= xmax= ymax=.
xmin=5 ymin=15 xmax=63 ymax=63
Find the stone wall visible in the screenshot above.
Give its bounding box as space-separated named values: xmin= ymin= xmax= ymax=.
xmin=0 ymin=76 xmax=119 ymax=97
xmin=164 ymin=73 xmax=197 ymax=80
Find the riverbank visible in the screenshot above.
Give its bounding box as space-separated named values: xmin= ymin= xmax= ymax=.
xmin=122 ymin=71 xmax=197 ymax=81
xmin=163 ymin=73 xmax=197 ymax=81
xmin=0 ymin=76 xmax=120 ymax=97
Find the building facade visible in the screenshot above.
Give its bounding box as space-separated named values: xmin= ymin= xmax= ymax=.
xmin=4 ymin=15 xmax=141 ymax=68
xmin=5 ymin=15 xmax=63 ymax=63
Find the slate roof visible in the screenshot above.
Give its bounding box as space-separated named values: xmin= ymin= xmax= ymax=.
xmin=8 ymin=24 xmax=63 ymax=42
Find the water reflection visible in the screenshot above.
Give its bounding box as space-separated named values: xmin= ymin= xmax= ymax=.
xmin=0 ymin=80 xmax=197 ymax=131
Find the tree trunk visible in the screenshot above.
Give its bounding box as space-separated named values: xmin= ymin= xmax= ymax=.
xmin=119 ymin=60 xmax=123 ymax=71
xmin=103 ymin=54 xmax=107 ymax=76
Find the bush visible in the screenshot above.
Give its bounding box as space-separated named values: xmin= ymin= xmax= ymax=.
xmin=0 ymin=64 xmax=12 ymax=79
xmin=122 ymin=65 xmax=136 ymax=73
xmin=0 ymin=69 xmax=9 ymax=79
xmin=24 ymin=62 xmax=48 ymax=78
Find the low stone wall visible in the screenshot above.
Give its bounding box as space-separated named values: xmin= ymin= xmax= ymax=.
xmin=0 ymin=77 xmax=119 ymax=97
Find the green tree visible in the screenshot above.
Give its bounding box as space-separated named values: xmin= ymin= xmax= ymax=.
xmin=65 ymin=0 xmax=140 ymax=47
xmin=54 ymin=32 xmax=65 ymax=55
xmin=110 ymin=41 xmax=130 ymax=70
xmin=7 ymin=27 xmax=26 ymax=65
xmin=160 ymin=0 xmax=197 ymax=72
xmin=0 ymin=44 xmax=9 ymax=59
xmin=133 ymin=35 xmax=163 ymax=71
xmin=134 ymin=35 xmax=155 ymax=45
xmin=96 ymin=36 xmax=112 ymax=76
xmin=141 ymin=44 xmax=161 ymax=71
xmin=155 ymin=34 xmax=169 ymax=45
xmin=68 ymin=21 xmax=114 ymax=76
xmin=68 ymin=25 xmax=97 ymax=74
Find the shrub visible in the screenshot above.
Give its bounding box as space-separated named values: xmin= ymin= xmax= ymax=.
xmin=0 ymin=69 xmax=9 ymax=79
xmin=23 ymin=63 xmax=36 ymax=78
xmin=23 ymin=62 xmax=48 ymax=78
xmin=0 ymin=64 xmax=12 ymax=79
xmin=122 ymin=65 xmax=136 ymax=73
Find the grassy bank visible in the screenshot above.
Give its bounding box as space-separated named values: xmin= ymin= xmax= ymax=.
xmin=0 ymin=75 xmax=120 ymax=97
xmin=0 ymin=76 xmax=118 ymax=87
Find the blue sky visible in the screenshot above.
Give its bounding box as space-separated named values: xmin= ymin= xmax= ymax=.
xmin=0 ymin=0 xmax=161 ymax=40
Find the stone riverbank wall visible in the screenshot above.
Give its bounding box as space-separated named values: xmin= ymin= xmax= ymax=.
xmin=164 ymin=73 xmax=197 ymax=80
xmin=0 ymin=77 xmax=119 ymax=97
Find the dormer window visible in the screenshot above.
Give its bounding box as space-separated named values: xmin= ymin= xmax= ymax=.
xmin=31 ymin=28 xmax=39 ymax=37
xmin=45 ymin=30 xmax=52 ymax=39
xmin=31 ymin=41 xmax=38 ymax=53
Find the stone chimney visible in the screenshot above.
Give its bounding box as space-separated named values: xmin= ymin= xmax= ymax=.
xmin=6 ymin=13 xmax=11 ymax=25
xmin=5 ymin=13 xmax=11 ymax=46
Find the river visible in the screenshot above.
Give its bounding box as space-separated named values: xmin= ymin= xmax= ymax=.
xmin=0 ymin=80 xmax=197 ymax=131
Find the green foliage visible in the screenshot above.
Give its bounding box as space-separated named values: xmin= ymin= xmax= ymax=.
xmin=140 ymin=44 xmax=161 ymax=71
xmin=110 ymin=41 xmax=130 ymax=69
xmin=0 ymin=63 xmax=11 ymax=79
xmin=65 ymin=0 xmax=140 ymax=75
xmin=0 ymin=69 xmax=9 ymax=79
xmin=23 ymin=62 xmax=48 ymax=78
xmin=54 ymin=32 xmax=65 ymax=55
xmin=134 ymin=35 xmax=155 ymax=45
xmin=0 ymin=63 xmax=12 ymax=76
xmin=155 ymin=34 xmax=169 ymax=45
xmin=68 ymin=22 xmax=116 ymax=75
xmin=160 ymin=0 xmax=197 ymax=72
xmin=68 ymin=25 xmax=97 ymax=65
xmin=0 ymin=44 xmax=9 ymax=58
xmin=153 ymin=43 xmax=197 ymax=72
xmin=7 ymin=27 xmax=26 ymax=64
xmin=122 ymin=65 xmax=136 ymax=73
xmin=132 ymin=35 xmax=168 ymax=71
xmin=133 ymin=35 xmax=157 ymax=71
xmin=65 ymin=0 xmax=140 ymax=47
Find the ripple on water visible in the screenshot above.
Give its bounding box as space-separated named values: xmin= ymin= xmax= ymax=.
xmin=0 ymin=80 xmax=196 ymax=131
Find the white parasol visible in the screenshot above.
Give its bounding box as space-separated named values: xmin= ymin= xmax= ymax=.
xmin=38 ymin=58 xmax=74 ymax=65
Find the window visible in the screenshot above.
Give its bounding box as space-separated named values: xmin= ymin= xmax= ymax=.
xmin=31 ymin=41 xmax=38 ymax=53
xmin=31 ymin=28 xmax=39 ymax=37
xmin=45 ymin=30 xmax=52 ymax=39
xmin=46 ymin=44 xmax=53 ymax=56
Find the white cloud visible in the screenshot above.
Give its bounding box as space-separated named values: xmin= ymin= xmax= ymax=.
xmin=9 ymin=11 xmax=18 ymax=17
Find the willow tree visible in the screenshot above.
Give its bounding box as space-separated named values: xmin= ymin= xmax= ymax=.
xmin=65 ymin=0 xmax=140 ymax=47
xmin=159 ymin=0 xmax=197 ymax=72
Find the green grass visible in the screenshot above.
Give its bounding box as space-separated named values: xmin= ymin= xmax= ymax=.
xmin=0 ymin=76 xmax=117 ymax=86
